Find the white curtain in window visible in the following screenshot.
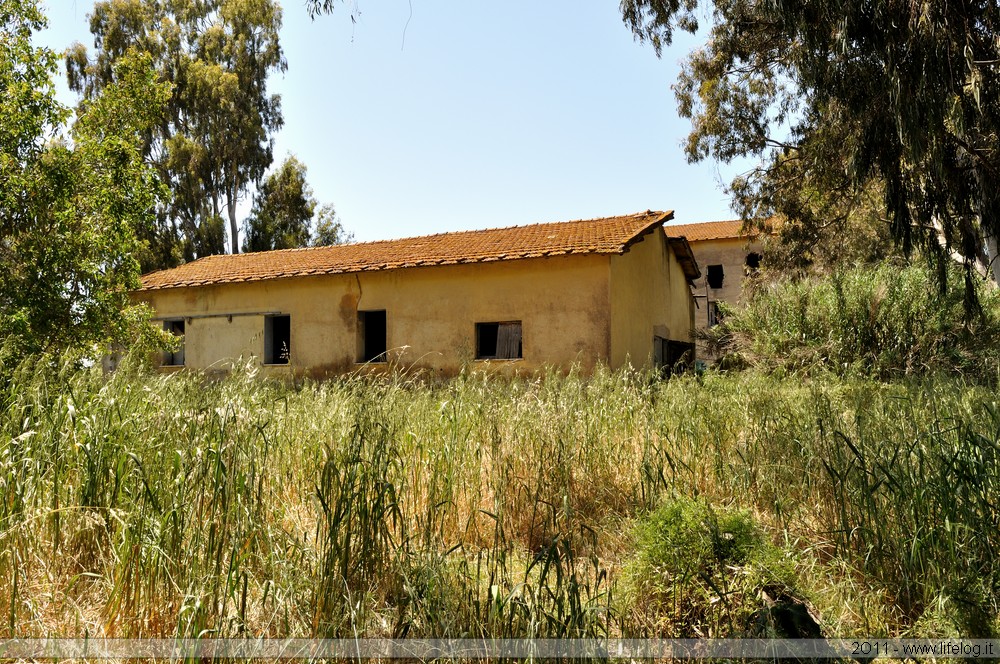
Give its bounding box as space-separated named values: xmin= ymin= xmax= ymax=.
xmin=496 ymin=322 xmax=522 ymax=359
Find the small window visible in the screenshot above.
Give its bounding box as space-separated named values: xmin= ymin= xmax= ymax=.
xmin=745 ymin=252 xmax=762 ymax=271
xmin=357 ymin=310 xmax=387 ymax=363
xmin=264 ymin=315 xmax=290 ymax=365
xmin=163 ymin=319 xmax=185 ymax=366
xmin=476 ymin=321 xmax=522 ymax=360
xmin=708 ymin=301 xmax=723 ymax=327
xmin=706 ymin=264 xmax=725 ymax=289
xmin=654 ymin=336 xmax=694 ymax=374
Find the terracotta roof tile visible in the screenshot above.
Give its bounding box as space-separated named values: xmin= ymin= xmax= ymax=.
xmin=139 ymin=210 xmax=673 ymax=291
xmin=665 ymin=219 xmax=750 ymax=242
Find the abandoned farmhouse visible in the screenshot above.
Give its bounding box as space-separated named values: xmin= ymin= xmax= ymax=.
xmin=137 ymin=210 xmax=703 ymax=375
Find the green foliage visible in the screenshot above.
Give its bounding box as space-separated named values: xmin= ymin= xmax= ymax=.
xmin=619 ymin=0 xmax=699 ymax=55
xmin=623 ymin=496 xmax=796 ymax=636
xmin=0 ymin=0 xmax=169 ymax=355
xmin=313 ymin=395 xmax=406 ymax=630
xmin=303 ymin=0 xmax=361 ymax=21
xmin=757 ymin=178 xmax=903 ymax=276
xmin=643 ymin=371 xmax=1000 ymax=636
xmin=312 ymin=203 xmax=354 ymax=247
xmin=243 ymin=156 xmax=316 ymax=252
xmin=710 ymin=263 xmax=1000 ymax=380
xmin=622 ymin=0 xmax=1000 ymax=302
xmin=243 ymin=158 xmax=353 ymax=252
xmin=67 ymin=0 xmax=287 ymax=265
xmin=0 ymin=0 xmax=65 ymax=164
xmin=816 ymin=405 xmax=1000 ymax=637
xmin=635 ymin=498 xmax=763 ymax=573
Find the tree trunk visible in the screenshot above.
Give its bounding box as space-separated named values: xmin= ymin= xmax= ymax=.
xmin=227 ymin=184 xmax=239 ymax=254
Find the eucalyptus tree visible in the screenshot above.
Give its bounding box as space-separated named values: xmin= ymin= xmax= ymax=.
xmin=243 ymin=156 xmax=315 ymax=252
xmin=619 ymin=0 xmax=1000 ymax=302
xmin=1 ymin=0 xmax=169 ymax=354
xmin=312 ymin=204 xmax=353 ymax=247
xmin=67 ymin=0 xmax=286 ymax=267
xmin=243 ymin=157 xmax=353 ymax=251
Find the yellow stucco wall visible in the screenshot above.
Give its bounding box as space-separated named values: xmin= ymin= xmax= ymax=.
xmin=138 ymin=253 xmax=616 ymax=376
xmin=609 ymin=229 xmax=695 ymax=368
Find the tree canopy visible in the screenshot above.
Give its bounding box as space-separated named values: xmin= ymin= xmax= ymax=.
xmin=1 ymin=0 xmax=169 ymax=355
xmin=312 ymin=203 xmax=353 ymax=247
xmin=620 ymin=0 xmax=1000 ymax=300
xmin=243 ymin=156 xmax=315 ymax=252
xmin=243 ymin=156 xmax=353 ymax=251
xmin=67 ymin=0 xmax=287 ymax=268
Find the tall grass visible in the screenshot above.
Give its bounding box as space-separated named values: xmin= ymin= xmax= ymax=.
xmin=0 ymin=352 xmax=998 ymax=639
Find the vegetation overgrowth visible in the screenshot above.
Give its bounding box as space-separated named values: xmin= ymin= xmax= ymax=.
xmin=709 ymin=262 xmax=1000 ymax=382
xmin=2 ymin=349 xmax=998 ymax=640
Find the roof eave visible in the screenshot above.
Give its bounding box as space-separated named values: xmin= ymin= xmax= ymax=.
xmin=134 ymin=247 xmax=628 ymax=293
xmin=665 ymin=235 xmax=701 ymax=283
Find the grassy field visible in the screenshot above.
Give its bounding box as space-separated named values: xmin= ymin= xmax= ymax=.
xmin=1 ymin=353 xmax=998 ymax=640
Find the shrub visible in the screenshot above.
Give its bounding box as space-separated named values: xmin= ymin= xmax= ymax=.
xmin=708 ymin=262 xmax=1000 ymax=380
xmin=621 ymin=497 xmax=800 ymax=637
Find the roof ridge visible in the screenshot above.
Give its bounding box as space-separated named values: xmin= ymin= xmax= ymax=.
xmin=240 ymin=210 xmax=669 ymax=258
xmin=666 ymin=218 xmax=744 ymax=226
xmin=665 ymin=218 xmax=759 ymax=241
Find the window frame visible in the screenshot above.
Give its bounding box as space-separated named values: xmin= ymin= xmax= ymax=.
xmin=263 ymin=314 xmax=291 ymax=365
xmin=162 ymin=318 xmax=186 ymax=367
xmin=708 ymin=301 xmax=723 ymax=327
xmin=475 ymin=321 xmax=523 ymax=360
xmin=706 ymin=264 xmax=725 ymax=289
xmin=655 ymin=337 xmax=694 ymax=375
xmin=357 ymin=309 xmax=388 ymax=363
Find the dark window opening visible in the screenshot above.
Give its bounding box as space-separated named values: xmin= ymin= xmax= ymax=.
xmin=476 ymin=321 xmax=522 ymax=360
xmin=666 ymin=340 xmax=695 ymax=374
xmin=163 ymin=319 xmax=185 ymax=366
xmin=707 ymin=264 xmax=725 ymax=289
xmin=745 ymin=252 xmax=762 ymax=270
xmin=264 ymin=315 xmax=290 ymax=365
xmin=358 ymin=310 xmax=387 ymax=362
xmin=654 ymin=336 xmax=694 ymax=375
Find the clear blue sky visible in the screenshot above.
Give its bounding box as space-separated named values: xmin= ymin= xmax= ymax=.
xmin=38 ymin=0 xmax=742 ymax=243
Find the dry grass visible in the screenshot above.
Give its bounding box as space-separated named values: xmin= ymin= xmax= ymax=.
xmin=1 ymin=352 xmax=998 ymax=640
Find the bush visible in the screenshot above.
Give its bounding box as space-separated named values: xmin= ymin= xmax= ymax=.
xmin=621 ymin=497 xmax=801 ymax=637
xmin=709 ymin=262 xmax=1000 ymax=380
